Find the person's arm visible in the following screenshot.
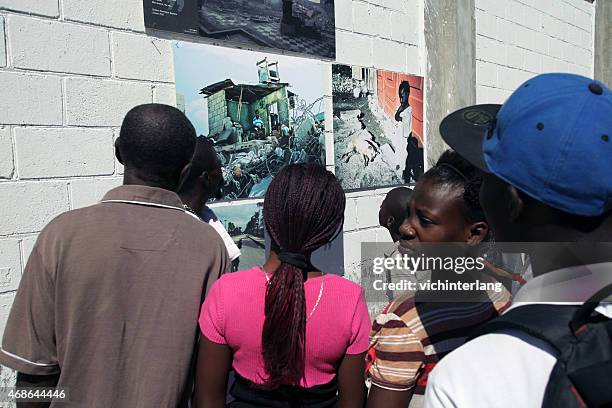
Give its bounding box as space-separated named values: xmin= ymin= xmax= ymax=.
xmin=367 ymin=384 xmax=414 ymax=408
xmin=0 ymin=242 xmax=61 ymax=405
xmin=338 ymin=289 xmax=371 ymax=407
xmin=195 ymin=278 xmax=230 ymax=408
xmin=366 ymin=304 xmax=424 ymax=408
xmin=193 ymin=337 xmax=232 ymax=408
xmin=337 ymin=353 xmax=366 ymax=408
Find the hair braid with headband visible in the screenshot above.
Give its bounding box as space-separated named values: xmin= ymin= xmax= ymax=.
xmin=424 ymin=150 xmax=486 ymax=224
xmin=261 ymin=163 xmax=345 ymax=388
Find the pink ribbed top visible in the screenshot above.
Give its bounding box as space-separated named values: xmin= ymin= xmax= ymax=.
xmin=199 ymin=266 xmax=371 ymax=388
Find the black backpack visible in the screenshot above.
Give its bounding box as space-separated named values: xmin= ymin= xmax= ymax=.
xmin=470 ymin=283 xmax=612 ymax=408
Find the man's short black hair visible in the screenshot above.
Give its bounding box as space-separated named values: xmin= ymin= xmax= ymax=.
xmin=178 ymin=137 xmax=220 ymax=193
xmin=118 ymin=104 xmax=196 ymax=190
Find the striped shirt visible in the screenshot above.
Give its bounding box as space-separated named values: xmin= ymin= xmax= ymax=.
xmin=367 ymin=283 xmax=511 ymax=395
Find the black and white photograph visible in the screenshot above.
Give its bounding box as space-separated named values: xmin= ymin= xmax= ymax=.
xmin=144 ymin=0 xmax=336 ymax=59
xmin=332 ymin=64 xmax=425 ymax=191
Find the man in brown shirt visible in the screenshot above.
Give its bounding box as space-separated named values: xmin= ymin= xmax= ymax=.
xmin=0 ymin=104 xmax=229 ymax=407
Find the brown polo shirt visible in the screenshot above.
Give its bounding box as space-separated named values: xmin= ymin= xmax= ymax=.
xmin=0 ymin=185 xmax=229 ymax=407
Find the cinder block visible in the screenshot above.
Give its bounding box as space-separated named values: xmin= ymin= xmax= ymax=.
xmin=506 ymin=45 xmax=524 ymax=69
xmin=476 ymin=9 xmax=496 ymax=39
xmin=20 ymin=235 xmax=38 ymax=268
xmin=112 ymin=33 xmax=173 ymax=82
xmin=478 ymin=35 xmax=505 ymax=65
xmin=15 ymin=128 xmax=115 ymax=179
xmin=0 ymin=0 xmax=59 ymax=17
xmin=0 ymin=126 xmax=13 ymax=179
xmin=356 ymin=195 xmax=384 ymax=229
xmin=334 ymin=0 xmax=353 ymax=30
xmin=9 ymin=16 xmax=110 ymax=76
xmin=343 ymin=198 xmax=358 ymax=232
xmin=63 ymin=0 xmax=144 ymax=31
xmin=353 ymin=2 xmax=378 ymax=36
xmin=373 ymin=38 xmax=406 ymax=73
xmin=0 ymin=181 xmax=69 ymax=235
xmin=382 ymin=0 xmax=405 ymax=12
xmin=70 ymin=177 xmax=123 ymax=209
xmin=477 ymin=60 xmax=498 ymax=87
xmin=476 ymin=84 xmax=490 ymax=103
xmin=523 ymin=50 xmax=543 ymax=73
xmin=406 ymin=44 xmax=420 ymax=76
xmin=0 ymin=239 xmax=21 ymax=294
xmin=335 ymin=30 xmax=372 ymax=68
xmin=153 ymin=84 xmax=177 ymax=106
xmin=65 ymin=77 xmax=152 ymax=127
xmin=0 ymin=72 xmax=62 ymax=125
xmin=391 ymin=11 xmax=418 ymax=45
xmin=488 ymin=0 xmax=506 ymax=18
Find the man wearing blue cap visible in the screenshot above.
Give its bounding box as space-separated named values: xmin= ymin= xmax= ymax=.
xmin=423 ymin=74 xmax=612 ymax=408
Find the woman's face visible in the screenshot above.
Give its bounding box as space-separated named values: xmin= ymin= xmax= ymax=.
xmin=398 ymin=178 xmax=484 ymax=252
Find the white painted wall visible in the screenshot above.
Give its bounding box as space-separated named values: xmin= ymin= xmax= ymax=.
xmin=475 ymin=0 xmax=595 ymax=103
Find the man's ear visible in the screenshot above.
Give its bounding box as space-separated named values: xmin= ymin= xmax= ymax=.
xmin=114 ymin=138 xmax=123 ymax=165
xmin=176 ymin=163 xmax=192 ymax=193
xmin=466 ymin=221 xmax=489 ymax=245
xmin=385 ymin=216 xmax=396 ymax=229
xmin=508 ymin=185 xmax=525 ymax=223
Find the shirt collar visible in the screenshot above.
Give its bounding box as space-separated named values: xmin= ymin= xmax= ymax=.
xmin=508 ymin=262 xmax=612 ymax=310
xmin=101 ymin=185 xmax=184 ymax=209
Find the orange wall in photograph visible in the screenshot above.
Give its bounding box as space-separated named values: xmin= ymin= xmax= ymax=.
xmin=377 ymin=71 xmax=424 ymax=146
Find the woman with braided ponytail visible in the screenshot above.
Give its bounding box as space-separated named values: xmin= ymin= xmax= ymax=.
xmin=367 ymin=150 xmax=512 ymax=408
xmin=195 ymin=163 xmax=371 ymax=408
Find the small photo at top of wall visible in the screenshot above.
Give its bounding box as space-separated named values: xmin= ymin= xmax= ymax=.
xmin=174 ymin=41 xmax=327 ymax=202
xmin=332 ymin=64 xmax=424 ymax=192
xmin=143 ymin=0 xmax=336 ymax=59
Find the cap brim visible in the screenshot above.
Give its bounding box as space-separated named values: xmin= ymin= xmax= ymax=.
xmin=439 ymin=104 xmax=501 ymax=172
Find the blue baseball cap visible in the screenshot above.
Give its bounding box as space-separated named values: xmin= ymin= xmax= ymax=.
xmin=440 ymin=73 xmax=612 ymax=216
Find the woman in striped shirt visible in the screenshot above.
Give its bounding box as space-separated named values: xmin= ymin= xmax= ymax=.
xmin=367 ymin=150 xmax=511 ymax=408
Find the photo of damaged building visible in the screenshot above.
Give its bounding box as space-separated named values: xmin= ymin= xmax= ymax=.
xmin=332 ymin=64 xmax=424 ymax=191
xmin=198 ymin=0 xmax=335 ymax=59
xmin=199 ymin=58 xmax=326 ymax=200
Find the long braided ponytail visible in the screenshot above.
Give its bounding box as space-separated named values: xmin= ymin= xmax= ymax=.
xmin=261 ymin=163 xmax=345 ymax=388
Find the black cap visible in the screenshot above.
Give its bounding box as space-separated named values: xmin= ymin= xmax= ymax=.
xmin=439 ymin=104 xmax=501 ymax=172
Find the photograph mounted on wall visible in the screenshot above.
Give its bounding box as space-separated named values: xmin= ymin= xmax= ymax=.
xmin=332 ymin=65 xmax=424 ymax=191
xmin=144 ymin=0 xmax=336 ymax=59
xmin=174 ymin=41 xmax=327 ymax=202
xmin=209 ymin=202 xmax=266 ymax=272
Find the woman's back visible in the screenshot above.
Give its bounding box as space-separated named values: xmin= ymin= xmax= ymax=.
xmin=200 ymin=266 xmax=370 ymax=388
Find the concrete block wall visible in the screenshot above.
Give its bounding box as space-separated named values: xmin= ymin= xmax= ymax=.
xmin=475 ymin=0 xmax=595 ymax=103
xmin=207 ymin=91 xmax=227 ymax=136
xmin=0 ymin=2 xmax=172 ymax=382
xmin=0 ymin=0 xmax=425 ymax=376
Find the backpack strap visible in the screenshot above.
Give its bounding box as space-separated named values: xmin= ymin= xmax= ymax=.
xmin=571 ymin=283 xmax=612 ymax=333
xmin=468 ymin=304 xmax=579 ymax=354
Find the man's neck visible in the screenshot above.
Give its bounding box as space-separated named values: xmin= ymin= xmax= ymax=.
xmin=123 ymin=170 xmax=175 ymax=192
xmin=179 ymin=192 xmax=205 ymax=214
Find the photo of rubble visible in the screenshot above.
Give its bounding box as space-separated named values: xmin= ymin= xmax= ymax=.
xmin=332 ymin=65 xmax=424 ymax=191
xmin=144 ymin=0 xmax=335 ymax=59
xmin=174 ymin=42 xmax=327 ymax=202
xmin=210 ymin=202 xmax=265 ymax=272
